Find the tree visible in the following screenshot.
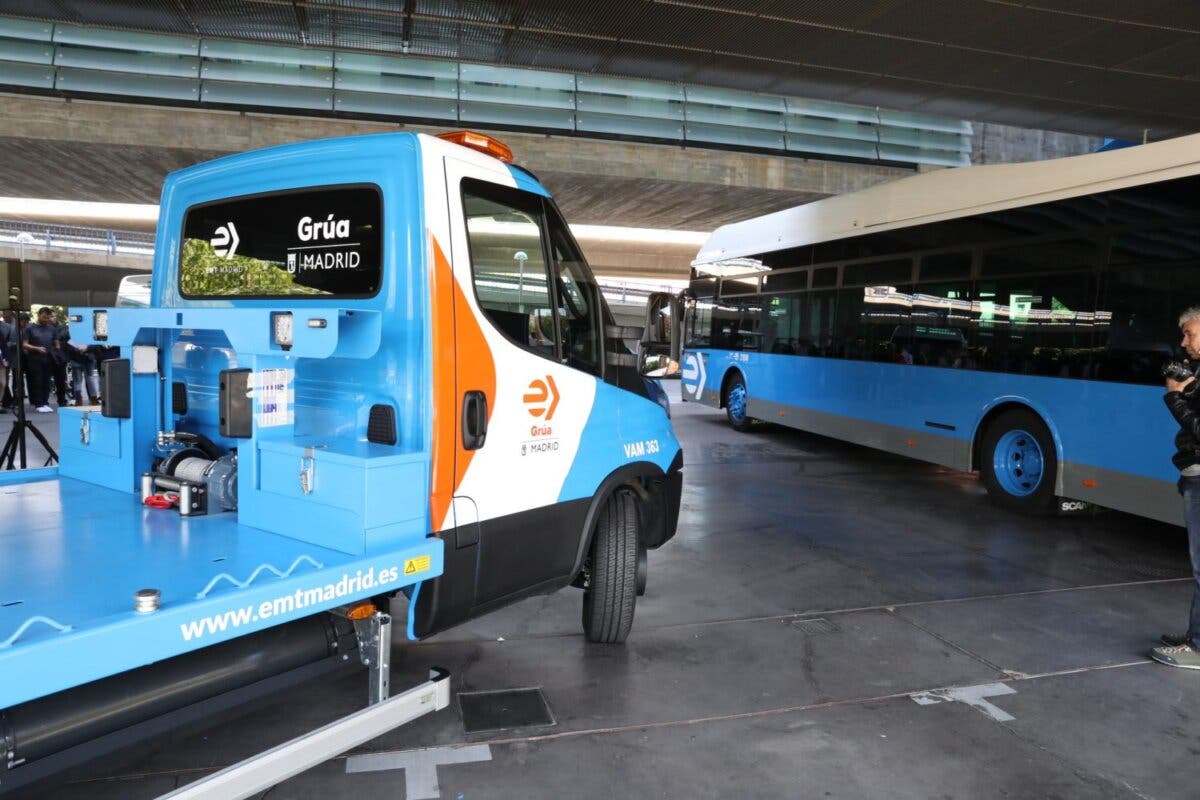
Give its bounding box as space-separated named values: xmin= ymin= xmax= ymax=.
xmin=180 ymin=239 xmax=324 ymax=296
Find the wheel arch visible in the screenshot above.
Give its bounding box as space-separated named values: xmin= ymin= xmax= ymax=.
xmin=970 ymin=398 xmax=1065 ymax=474
xmin=719 ymin=367 xmax=745 ymax=409
xmin=567 ymin=453 xmax=681 ymax=582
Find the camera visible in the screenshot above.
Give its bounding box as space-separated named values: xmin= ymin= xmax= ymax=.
xmin=1162 ymin=360 xmax=1197 ymax=382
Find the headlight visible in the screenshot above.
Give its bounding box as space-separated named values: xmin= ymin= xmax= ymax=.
xmin=644 ymin=377 xmax=670 ymax=419
xmin=93 ymin=310 xmax=108 ymax=341
xmin=272 ymin=312 xmax=293 ymax=350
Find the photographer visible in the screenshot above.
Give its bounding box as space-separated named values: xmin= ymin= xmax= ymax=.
xmin=1153 ymin=306 xmax=1200 ymax=669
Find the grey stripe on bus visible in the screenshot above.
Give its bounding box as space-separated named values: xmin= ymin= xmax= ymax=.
xmin=747 ymin=396 xmax=969 ymax=472
xmin=704 ymin=392 xmax=1183 ymax=526
xmin=1059 ymin=461 xmax=1182 ymax=527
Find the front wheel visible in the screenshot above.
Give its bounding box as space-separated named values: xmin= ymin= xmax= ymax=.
xmin=980 ymin=409 xmax=1057 ymax=514
xmin=582 ymin=491 xmax=640 ymax=643
xmin=725 ymin=376 xmax=753 ymax=432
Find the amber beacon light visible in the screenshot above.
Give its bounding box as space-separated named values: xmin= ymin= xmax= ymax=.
xmin=436 ymin=130 xmax=515 ymax=163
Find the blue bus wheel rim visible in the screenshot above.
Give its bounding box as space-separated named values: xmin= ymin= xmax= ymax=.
xmin=728 ymin=383 xmax=747 ymax=424
xmin=992 ymin=428 xmax=1044 ymax=497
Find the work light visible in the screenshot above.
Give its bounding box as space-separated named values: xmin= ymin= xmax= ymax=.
xmin=93 ymin=310 xmax=108 ymax=341
xmin=272 ymin=311 xmax=293 ymax=350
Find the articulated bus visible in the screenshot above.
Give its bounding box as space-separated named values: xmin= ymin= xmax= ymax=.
xmin=675 ymin=133 xmax=1200 ymax=525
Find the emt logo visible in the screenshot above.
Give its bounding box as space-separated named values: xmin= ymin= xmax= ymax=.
xmin=524 ymin=375 xmax=560 ymax=421
xmin=210 ymin=222 xmax=240 ymax=259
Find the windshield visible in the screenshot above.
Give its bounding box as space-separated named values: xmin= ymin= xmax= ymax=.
xmin=116 ymin=274 xmax=151 ymax=308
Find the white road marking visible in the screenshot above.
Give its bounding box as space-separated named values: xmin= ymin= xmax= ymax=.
xmin=345 ymin=744 xmax=492 ymax=799
xmin=910 ymin=682 xmax=1017 ymax=722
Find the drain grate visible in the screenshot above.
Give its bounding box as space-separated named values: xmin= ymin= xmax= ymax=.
xmin=789 ymin=617 xmax=840 ymax=636
xmin=458 ymin=687 xmax=555 ymax=735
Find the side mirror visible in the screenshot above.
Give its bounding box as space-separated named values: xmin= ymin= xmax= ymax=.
xmin=640 ymin=292 xmax=683 ymax=379
xmin=639 ymin=341 xmax=680 ymax=378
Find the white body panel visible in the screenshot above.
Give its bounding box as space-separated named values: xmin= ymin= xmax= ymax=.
xmin=696 ymin=133 xmax=1200 ymax=265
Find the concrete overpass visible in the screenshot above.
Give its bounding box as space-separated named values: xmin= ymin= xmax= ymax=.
xmin=0 ymin=94 xmax=1099 ymax=281
xmin=0 ymin=225 xmax=150 ymax=306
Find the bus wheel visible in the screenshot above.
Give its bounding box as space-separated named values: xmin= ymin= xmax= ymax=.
xmin=725 ymin=377 xmax=753 ymax=432
xmin=582 ymin=490 xmax=639 ymax=643
xmin=980 ymin=410 xmax=1057 ymax=514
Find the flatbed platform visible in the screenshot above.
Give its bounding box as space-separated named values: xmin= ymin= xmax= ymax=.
xmin=0 ymin=470 xmax=442 ymax=710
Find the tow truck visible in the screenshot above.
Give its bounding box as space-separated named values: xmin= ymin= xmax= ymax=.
xmin=0 ymin=130 xmax=683 ymax=797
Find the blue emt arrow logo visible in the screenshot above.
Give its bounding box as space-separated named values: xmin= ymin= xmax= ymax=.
xmin=211 ymin=221 xmax=240 ymax=259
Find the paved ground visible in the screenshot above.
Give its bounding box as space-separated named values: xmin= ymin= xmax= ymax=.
xmin=0 ymin=402 xmax=61 ymax=470
xmin=7 ymin=389 xmax=1200 ymax=799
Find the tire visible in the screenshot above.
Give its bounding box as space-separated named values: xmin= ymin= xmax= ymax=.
xmin=979 ymin=409 xmax=1057 ymax=514
xmin=635 ymin=542 xmax=648 ymax=597
xmin=724 ymin=374 xmax=753 ymax=432
xmin=582 ymin=491 xmax=640 ymax=643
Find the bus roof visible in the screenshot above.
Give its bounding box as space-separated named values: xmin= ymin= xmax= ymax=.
xmin=694 ymin=132 xmax=1200 ymax=267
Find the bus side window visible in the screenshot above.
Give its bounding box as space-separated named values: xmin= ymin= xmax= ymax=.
xmin=545 ymin=205 xmax=602 ymax=376
xmin=462 ymin=184 xmax=558 ymax=360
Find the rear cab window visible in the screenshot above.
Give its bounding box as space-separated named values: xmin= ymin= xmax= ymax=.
xmin=179 ymin=185 xmax=382 ymax=299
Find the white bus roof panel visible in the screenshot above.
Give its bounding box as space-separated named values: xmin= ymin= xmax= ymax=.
xmin=695 ymin=133 xmax=1200 ymax=267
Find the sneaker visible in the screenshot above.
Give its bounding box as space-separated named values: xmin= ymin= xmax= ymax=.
xmin=35 ymin=405 xmax=51 ymax=413
xmin=1150 ymin=643 xmax=1200 ymax=669
xmin=1162 ymin=633 xmax=1190 ymax=647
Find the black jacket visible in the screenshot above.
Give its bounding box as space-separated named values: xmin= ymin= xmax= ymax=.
xmin=1165 ymin=384 xmax=1200 ymax=470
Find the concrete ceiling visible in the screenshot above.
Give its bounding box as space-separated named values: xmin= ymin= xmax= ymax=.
xmin=1 ymin=1 xmax=1196 ymax=139
xmin=0 ymin=138 xmax=224 ymax=207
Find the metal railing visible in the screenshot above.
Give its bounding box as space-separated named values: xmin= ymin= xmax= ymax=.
xmin=0 ymin=218 xmax=154 ymax=257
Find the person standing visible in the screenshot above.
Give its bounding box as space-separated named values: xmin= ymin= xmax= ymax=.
xmin=0 ymin=312 xmax=10 ymax=414
xmin=51 ymin=310 xmax=70 ymax=406
xmin=0 ymin=311 xmax=16 ymax=410
xmin=1153 ymin=306 xmax=1200 ymax=669
xmin=67 ymin=337 xmax=100 ymax=405
xmin=21 ymin=307 xmax=57 ymax=413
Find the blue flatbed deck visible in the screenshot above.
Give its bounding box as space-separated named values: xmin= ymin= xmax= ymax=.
xmin=0 ymin=470 xmax=441 ymax=710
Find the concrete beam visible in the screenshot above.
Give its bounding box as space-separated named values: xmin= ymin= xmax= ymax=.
xmin=0 ymin=94 xmax=910 ymax=198
xmin=575 ymin=239 xmax=699 ymax=281
xmin=0 ymin=92 xmax=911 ymax=236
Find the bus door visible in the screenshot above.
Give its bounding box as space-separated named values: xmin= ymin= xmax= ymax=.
xmin=429 ymin=154 xmax=603 ymax=626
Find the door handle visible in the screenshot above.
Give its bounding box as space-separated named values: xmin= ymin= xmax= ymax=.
xmin=462 ymin=390 xmax=488 ymax=450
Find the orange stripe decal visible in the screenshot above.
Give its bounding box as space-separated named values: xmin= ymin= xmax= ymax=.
xmin=428 ymin=234 xmax=457 ymax=532
xmin=428 ymin=234 xmax=497 ymax=532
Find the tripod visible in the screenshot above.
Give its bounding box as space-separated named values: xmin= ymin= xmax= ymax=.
xmin=1 ymin=308 xmax=58 ymax=470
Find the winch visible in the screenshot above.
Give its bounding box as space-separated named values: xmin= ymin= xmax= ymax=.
xmin=142 ymin=432 xmax=237 ymax=516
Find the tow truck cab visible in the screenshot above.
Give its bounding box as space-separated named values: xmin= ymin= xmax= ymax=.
xmin=0 ymin=131 xmax=681 ymax=788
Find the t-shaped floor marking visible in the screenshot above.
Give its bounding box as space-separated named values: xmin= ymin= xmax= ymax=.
xmin=346 ymin=744 xmax=492 ymax=799
xmin=910 ymin=682 xmax=1017 ymax=722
